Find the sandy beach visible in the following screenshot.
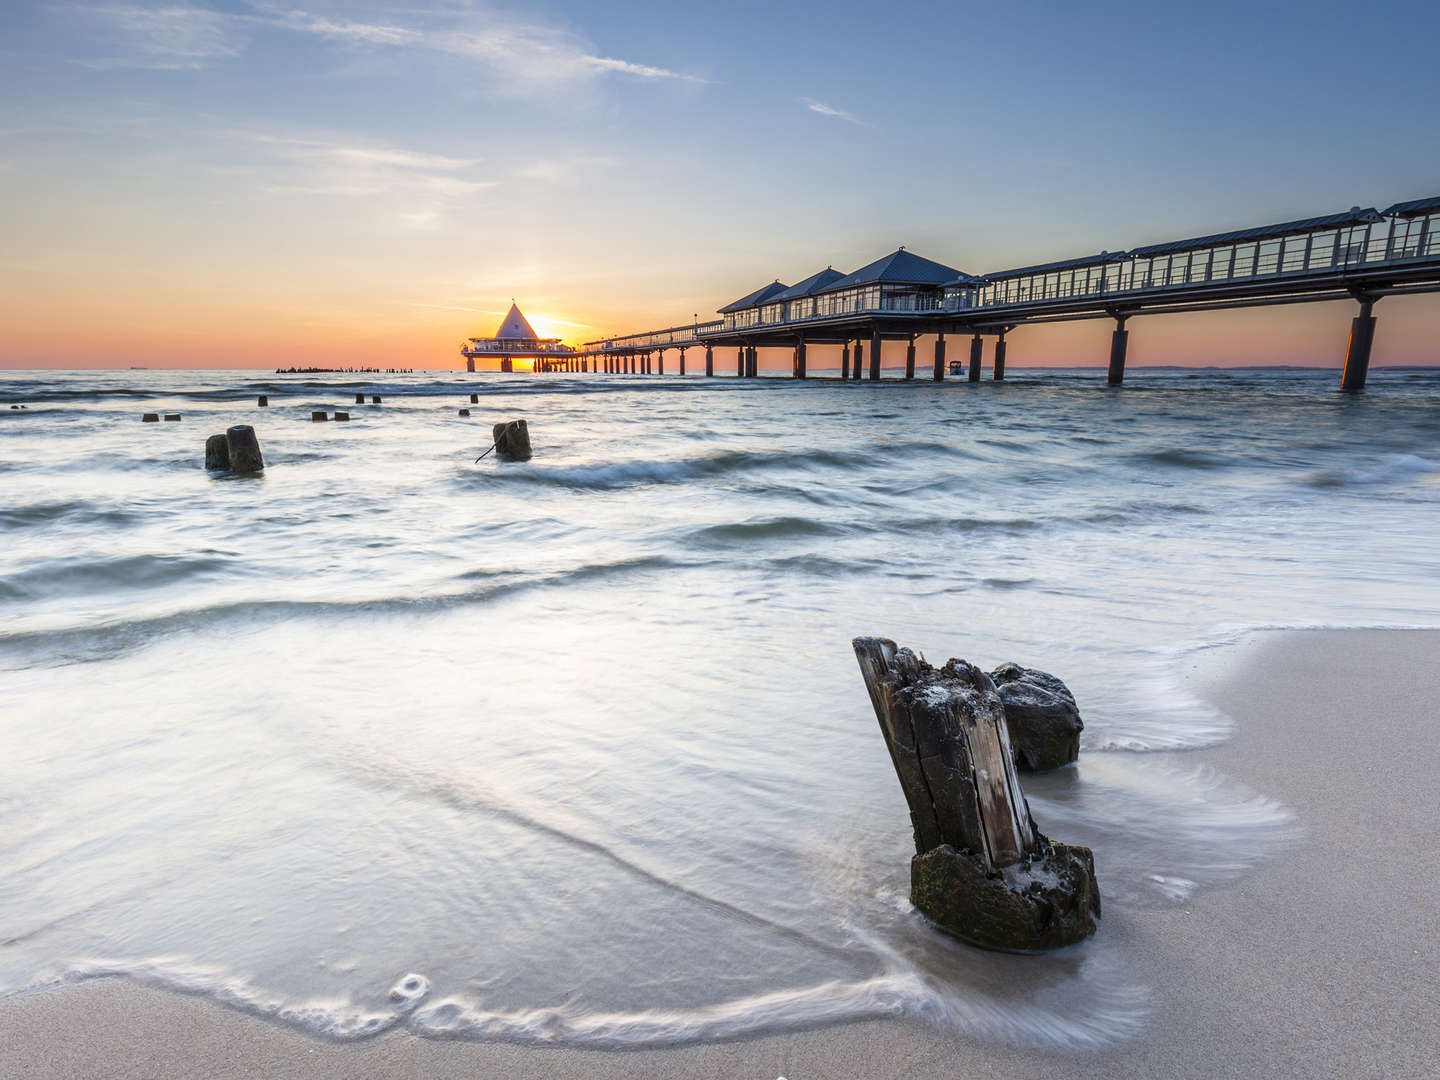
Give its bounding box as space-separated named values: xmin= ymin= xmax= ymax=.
xmin=2 ymin=627 xmax=1435 ymax=1078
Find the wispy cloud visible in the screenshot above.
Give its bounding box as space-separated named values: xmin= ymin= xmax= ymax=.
xmin=74 ymin=3 xmax=247 ymax=70
xmin=230 ymin=131 xmax=496 ymax=227
xmin=584 ymin=56 xmax=704 ymax=83
xmin=804 ymin=98 xmax=865 ymax=125
xmin=68 ymin=2 xmax=706 ymax=87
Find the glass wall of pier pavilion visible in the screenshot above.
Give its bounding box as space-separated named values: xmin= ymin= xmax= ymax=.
xmin=713 ymin=250 xmax=982 ymax=334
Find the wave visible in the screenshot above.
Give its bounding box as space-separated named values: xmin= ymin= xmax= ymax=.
xmin=31 ymin=953 xmax=1144 ymax=1050
xmin=1 ymin=553 xmax=232 ymax=601
xmin=1126 ymin=448 xmax=1232 ymax=470
xmin=1301 ymin=452 xmax=1439 ymax=489
xmin=0 ymin=554 xmax=688 ymax=666
xmin=0 ymin=501 xmax=141 ymax=530
xmin=688 ymin=516 xmax=847 ymax=545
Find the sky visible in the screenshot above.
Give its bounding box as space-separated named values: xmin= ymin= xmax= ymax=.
xmin=1 ymin=0 xmax=1438 ymax=370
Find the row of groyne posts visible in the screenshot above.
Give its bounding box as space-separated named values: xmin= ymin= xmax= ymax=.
xmin=523 ymin=195 xmax=1440 ymax=389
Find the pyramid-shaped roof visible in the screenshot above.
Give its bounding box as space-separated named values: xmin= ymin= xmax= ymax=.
xmin=820 ymin=249 xmax=966 ymax=293
xmin=717 ymin=280 xmax=790 ymax=314
xmin=494 ymin=302 xmax=539 ymax=340
xmin=772 ymin=267 xmax=847 ymax=301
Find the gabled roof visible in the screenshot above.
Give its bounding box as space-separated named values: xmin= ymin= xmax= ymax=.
xmin=1382 ymin=195 xmax=1440 ymax=219
xmin=494 ymin=302 xmax=538 ymax=340
xmin=718 ymin=280 xmax=790 ymax=314
xmin=818 ymin=249 xmax=966 ymax=294
xmin=1128 ymin=208 xmax=1383 ymax=258
xmin=772 ymin=267 xmax=847 ymax=301
xmin=979 ymin=251 xmax=1128 ymax=282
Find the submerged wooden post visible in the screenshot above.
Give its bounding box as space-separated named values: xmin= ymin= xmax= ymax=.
xmin=492 ymin=419 xmax=532 ymax=461
xmin=852 ymin=637 xmax=1100 ymax=952
xmin=205 ymin=433 xmax=230 ymax=470
xmin=225 ymin=424 xmax=264 ymax=472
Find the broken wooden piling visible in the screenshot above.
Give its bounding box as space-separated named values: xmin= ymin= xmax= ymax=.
xmin=852 ymin=636 xmax=1100 ymax=952
xmin=492 ymin=419 xmax=532 ymax=461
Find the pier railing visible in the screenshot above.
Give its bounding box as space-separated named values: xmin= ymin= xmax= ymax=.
xmin=581 ymin=321 xmax=723 ymax=352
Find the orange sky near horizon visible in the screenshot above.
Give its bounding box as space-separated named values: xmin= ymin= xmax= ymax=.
xmin=2 ymin=280 xmax=1437 ymax=372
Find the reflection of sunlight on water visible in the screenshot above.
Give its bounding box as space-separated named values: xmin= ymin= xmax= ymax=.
xmin=1 ymin=368 xmax=1437 ymax=1048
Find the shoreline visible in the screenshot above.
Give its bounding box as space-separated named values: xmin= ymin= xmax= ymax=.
xmin=3 ymin=628 xmax=1436 ymax=1078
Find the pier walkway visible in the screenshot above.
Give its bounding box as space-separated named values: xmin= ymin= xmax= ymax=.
xmin=547 ymin=194 xmax=1440 ymax=388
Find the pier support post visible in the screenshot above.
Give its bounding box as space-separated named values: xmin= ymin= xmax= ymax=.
xmin=853 ymin=340 xmax=864 ymax=381
xmin=737 ymin=347 xmax=745 ymax=377
xmin=934 ymin=333 xmax=946 ymax=381
xmin=994 ymin=330 xmax=1007 ymax=381
xmin=869 ymin=328 xmax=882 ymax=381
xmin=679 ymin=348 xmax=686 ymax=376
xmin=968 ymin=333 xmax=983 ymax=382
xmin=658 ymin=350 xmax=665 ymax=376
xmin=794 ymin=338 xmax=807 ymax=379
xmin=841 ymin=343 xmax=851 ymax=381
xmin=1341 ymin=300 xmax=1377 ymax=390
xmin=905 ymin=337 xmax=916 ymax=381
xmin=1107 ymin=315 xmax=1129 ymax=386
xmin=705 ymin=345 xmax=714 ymax=377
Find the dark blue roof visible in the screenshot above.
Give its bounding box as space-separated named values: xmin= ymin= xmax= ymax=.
xmin=818 ymin=249 xmax=966 ymax=293
xmin=1129 ymin=208 xmax=1383 ymax=257
xmin=1382 ymin=195 xmax=1440 ymax=219
xmin=717 ymin=280 xmax=789 ymax=313
xmin=772 ymin=267 xmax=847 ymax=301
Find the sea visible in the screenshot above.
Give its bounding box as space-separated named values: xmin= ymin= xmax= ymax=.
xmin=2 ymin=365 xmax=1438 ymax=1049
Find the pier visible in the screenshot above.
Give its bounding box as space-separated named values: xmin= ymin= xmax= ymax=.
xmin=524 ymin=194 xmax=1440 ymax=389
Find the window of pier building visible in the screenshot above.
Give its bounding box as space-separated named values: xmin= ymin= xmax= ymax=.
xmin=788 ymin=296 xmax=817 ymax=320
xmin=942 ymin=285 xmax=979 ymax=310
xmin=723 ymin=309 xmax=762 ymax=331
xmin=880 ymin=285 xmax=941 ymax=312
xmin=759 ymin=302 xmax=786 ymax=325
xmin=814 ymin=285 xmax=882 ymax=318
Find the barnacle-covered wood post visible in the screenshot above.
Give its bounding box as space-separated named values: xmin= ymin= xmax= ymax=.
xmin=852 ymin=636 xmax=1100 ymax=952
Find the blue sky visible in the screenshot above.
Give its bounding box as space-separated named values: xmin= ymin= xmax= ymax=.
xmin=1 ymin=1 xmax=1437 ymax=365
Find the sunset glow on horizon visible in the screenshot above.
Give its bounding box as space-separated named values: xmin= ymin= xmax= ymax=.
xmin=2 ymin=1 xmax=1438 ymax=370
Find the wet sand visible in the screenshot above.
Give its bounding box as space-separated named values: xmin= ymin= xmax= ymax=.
xmin=2 ymin=628 xmax=1436 ymax=1078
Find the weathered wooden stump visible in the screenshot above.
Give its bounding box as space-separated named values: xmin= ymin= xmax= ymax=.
xmin=990 ymin=663 xmax=1083 ymax=771
xmin=164 ymin=414 xmax=182 ymax=422
xmin=371 ymin=395 xmax=381 ymax=404
xmin=492 ymin=419 xmax=532 ymax=461
xmin=204 ymin=434 xmax=230 ymax=470
xmin=469 ymin=393 xmax=479 ymax=404
xmin=257 ymin=395 xmax=268 ymax=407
xmin=142 ymin=413 xmax=159 ymax=423
xmin=225 ymin=424 xmax=263 ymax=472
xmin=853 ymin=637 xmax=1100 ymax=952
xmin=311 ymin=411 xmax=328 ymax=422
xmin=334 ymin=411 xmax=351 ymax=422
xmin=458 ymin=408 xmax=471 ymax=417
xmin=355 ymin=393 xmax=365 ymax=404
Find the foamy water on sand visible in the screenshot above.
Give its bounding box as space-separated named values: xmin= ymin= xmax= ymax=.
xmin=2 ymin=367 xmax=1437 ymax=1048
